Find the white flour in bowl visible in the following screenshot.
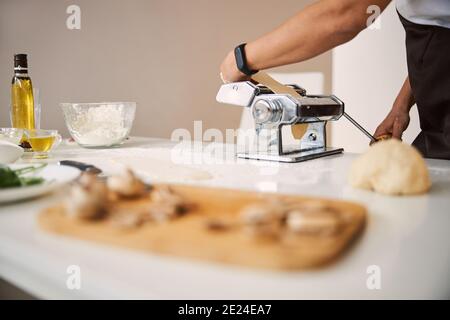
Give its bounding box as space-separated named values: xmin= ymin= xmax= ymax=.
xmin=64 ymin=103 xmax=134 ymax=147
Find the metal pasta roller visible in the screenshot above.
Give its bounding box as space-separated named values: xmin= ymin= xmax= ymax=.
xmin=216 ymin=81 xmax=375 ymax=163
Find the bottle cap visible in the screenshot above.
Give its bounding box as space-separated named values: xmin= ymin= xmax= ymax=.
xmin=14 ymin=54 xmax=28 ymax=69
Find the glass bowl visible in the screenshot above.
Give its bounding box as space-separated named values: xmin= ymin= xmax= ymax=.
xmin=60 ymin=102 xmax=136 ymax=148
xmin=0 ymin=128 xmax=24 ymax=145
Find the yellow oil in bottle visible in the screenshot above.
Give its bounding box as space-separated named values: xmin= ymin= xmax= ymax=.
xmin=11 ymin=77 xmax=35 ymax=129
xmin=28 ymin=135 xmax=55 ymax=152
xmin=11 ymin=54 xmax=35 ymax=148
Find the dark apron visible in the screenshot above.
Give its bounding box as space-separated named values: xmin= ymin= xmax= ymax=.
xmin=399 ymin=13 xmax=450 ymax=160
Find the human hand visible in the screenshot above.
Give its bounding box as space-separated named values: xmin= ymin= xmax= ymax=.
xmin=374 ymin=106 xmax=411 ymax=141
xmin=219 ymin=50 xmax=249 ymax=83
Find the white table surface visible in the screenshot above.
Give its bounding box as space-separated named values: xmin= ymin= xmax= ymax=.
xmin=0 ymin=137 xmax=449 ymax=299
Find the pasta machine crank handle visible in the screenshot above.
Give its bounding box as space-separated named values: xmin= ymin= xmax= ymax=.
xmin=343 ymin=112 xmax=377 ymax=143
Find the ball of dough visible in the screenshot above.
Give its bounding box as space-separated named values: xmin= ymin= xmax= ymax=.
xmin=349 ymin=139 xmax=431 ymax=195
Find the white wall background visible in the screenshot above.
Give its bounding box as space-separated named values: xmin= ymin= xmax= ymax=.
xmin=0 ymin=0 xmax=329 ymax=140
xmin=331 ymin=3 xmax=420 ymax=153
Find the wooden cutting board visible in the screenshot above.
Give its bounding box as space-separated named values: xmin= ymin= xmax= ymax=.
xmin=38 ymin=184 xmax=366 ymax=270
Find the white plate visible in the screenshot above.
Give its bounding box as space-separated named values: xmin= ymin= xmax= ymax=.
xmin=0 ymin=164 xmax=81 ymax=204
xmin=0 ymin=141 xmax=24 ymax=164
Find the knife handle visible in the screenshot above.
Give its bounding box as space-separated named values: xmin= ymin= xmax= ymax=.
xmin=59 ymin=160 xmax=102 ymax=174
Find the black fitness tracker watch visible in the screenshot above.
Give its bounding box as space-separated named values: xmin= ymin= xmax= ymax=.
xmin=234 ymin=43 xmax=258 ymax=76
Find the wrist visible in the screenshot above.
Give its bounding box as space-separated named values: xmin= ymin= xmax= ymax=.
xmin=393 ymin=78 xmax=415 ymax=113
xmin=234 ymin=43 xmax=259 ymax=76
xmin=243 ymin=42 xmax=261 ymax=71
xmin=220 ymin=50 xmax=248 ymax=83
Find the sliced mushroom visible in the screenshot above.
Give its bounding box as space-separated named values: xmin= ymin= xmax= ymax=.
xmin=240 ymin=203 xmax=284 ymax=239
xmin=241 ymin=205 xmax=274 ymax=225
xmin=107 ymin=169 xmax=147 ymax=198
xmin=152 ymin=186 xmax=182 ymax=203
xmin=285 ymin=209 xmax=341 ymax=236
xmin=147 ymin=202 xmax=181 ymax=222
xmin=151 ymin=186 xmax=188 ymax=213
xmin=77 ymin=171 xmax=98 ymax=188
xmin=65 ymin=173 xmax=107 ymax=220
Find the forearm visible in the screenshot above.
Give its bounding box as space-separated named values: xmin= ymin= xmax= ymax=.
xmin=245 ymin=0 xmax=391 ymax=71
xmin=392 ymin=77 xmax=415 ymax=112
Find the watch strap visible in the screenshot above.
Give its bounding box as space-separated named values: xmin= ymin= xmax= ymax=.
xmin=234 ymin=43 xmax=258 ymax=76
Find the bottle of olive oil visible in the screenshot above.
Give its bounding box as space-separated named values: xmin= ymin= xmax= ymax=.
xmin=11 ymin=54 xmax=35 ymax=147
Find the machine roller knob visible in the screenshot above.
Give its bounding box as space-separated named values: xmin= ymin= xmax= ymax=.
xmin=252 ymin=99 xmax=282 ymax=125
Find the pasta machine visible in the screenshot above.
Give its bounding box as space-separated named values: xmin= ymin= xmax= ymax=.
xmin=216 ymin=81 xmax=375 ymax=163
